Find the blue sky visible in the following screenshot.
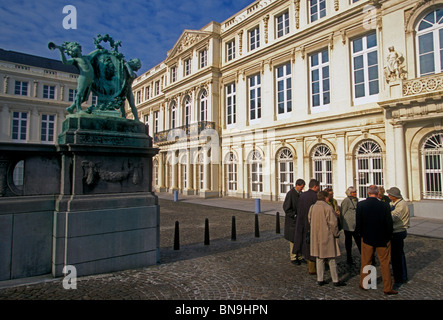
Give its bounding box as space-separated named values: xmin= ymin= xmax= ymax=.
xmin=0 ymin=0 xmax=255 ymax=74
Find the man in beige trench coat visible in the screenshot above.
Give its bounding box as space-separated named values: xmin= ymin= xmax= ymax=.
xmin=309 ymin=190 xmax=346 ymax=287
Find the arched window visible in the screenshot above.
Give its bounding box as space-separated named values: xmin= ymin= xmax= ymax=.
xmin=312 ymin=144 xmax=332 ymax=190
xmin=416 ymin=8 xmax=443 ymax=76
xmin=153 ymin=159 xmax=159 ymax=188
xmin=225 ymin=152 xmax=237 ymax=192
xmin=278 ymin=148 xmax=294 ymax=196
xmin=421 ymin=132 xmax=443 ymax=199
xmin=183 ymin=95 xmax=191 ymax=127
xmin=248 ymin=150 xmax=263 ymax=196
xmin=199 ymin=90 xmax=208 ymax=121
xmin=355 ymin=140 xmax=384 ymax=198
xmin=170 ymin=101 xmax=177 ymax=129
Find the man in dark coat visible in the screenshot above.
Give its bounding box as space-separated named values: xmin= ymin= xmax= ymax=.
xmin=283 ymin=178 xmax=305 ymax=265
xmin=293 ymin=179 xmax=320 ymax=274
xmin=356 ymin=185 xmax=397 ymax=295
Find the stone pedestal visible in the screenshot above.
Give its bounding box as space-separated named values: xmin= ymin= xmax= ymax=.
xmin=52 ymin=114 xmax=159 ymax=277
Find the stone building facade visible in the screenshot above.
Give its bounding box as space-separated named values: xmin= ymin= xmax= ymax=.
xmin=133 ymin=0 xmax=443 ymax=218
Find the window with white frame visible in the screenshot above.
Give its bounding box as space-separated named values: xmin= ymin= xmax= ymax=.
xmin=171 ymin=66 xmax=177 ymax=82
xmin=14 ymin=81 xmax=28 ymax=96
xmin=416 ymin=9 xmax=443 ymax=76
xmin=276 ymin=11 xmax=290 ymax=38
xmin=12 ymin=111 xmax=28 ymax=141
xmin=92 ymin=95 xmax=98 ymax=105
xmin=249 ymin=150 xmax=263 ymax=195
xmin=278 ymin=148 xmax=294 ymax=196
xmin=226 ymin=83 xmax=236 ymax=126
xmin=225 ymin=152 xmax=238 ymax=192
xmin=421 ymin=132 xmax=443 ymax=199
xmin=352 ymin=32 xmax=379 ymax=103
xmin=183 ymin=95 xmax=191 ymax=127
xmin=226 ymin=39 xmax=235 ymax=61
xmin=153 ymin=159 xmax=159 ymax=187
xmin=199 ymin=49 xmax=207 ymax=68
xmin=199 ymin=90 xmax=208 ymax=121
xmin=170 ymin=101 xmax=177 ymax=129
xmin=145 ymin=86 xmax=150 ymax=100
xmin=68 ymin=89 xmax=77 ymax=102
xmin=155 ymin=81 xmax=160 ymax=95
xmin=355 ymin=140 xmax=384 ymax=198
xmin=310 ymin=0 xmax=326 ymax=22
xmin=310 ymin=49 xmax=330 ymax=111
xmin=312 ymin=144 xmax=332 ymax=190
xmin=197 ymin=152 xmax=205 ymax=190
xmin=276 ymin=63 xmax=292 ymax=116
xmin=249 ymin=26 xmax=260 ymax=51
xmin=180 ymin=154 xmax=188 ymax=190
xmin=43 ymin=85 xmax=55 ymax=99
xmin=154 ymin=110 xmax=159 ymax=133
xmin=41 ymin=114 xmax=55 ymax=143
xmin=249 ymin=73 xmax=261 ymax=121
xmin=184 ymin=58 xmax=191 ymax=76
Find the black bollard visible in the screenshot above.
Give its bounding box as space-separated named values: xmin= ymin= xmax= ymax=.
xmin=255 ymin=214 xmax=260 ymax=238
xmin=173 ymin=221 xmax=180 ymax=250
xmin=276 ymin=212 xmax=281 ymax=234
xmin=204 ymin=218 xmax=210 ymax=245
xmin=231 ymin=216 xmax=236 ymax=241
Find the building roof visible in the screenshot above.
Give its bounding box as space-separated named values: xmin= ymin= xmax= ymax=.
xmin=0 ymin=48 xmax=79 ymax=74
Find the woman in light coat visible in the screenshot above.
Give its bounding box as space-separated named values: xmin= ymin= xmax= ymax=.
xmin=309 ymin=190 xmax=346 ymax=287
xmin=340 ymin=186 xmax=361 ymax=265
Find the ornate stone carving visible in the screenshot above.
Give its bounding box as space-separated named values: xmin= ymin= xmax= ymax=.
xmin=384 ymin=46 xmax=407 ymax=83
xmin=177 ymin=33 xmax=201 ymax=54
xmin=263 ymin=15 xmax=270 ymax=44
xmin=294 ymin=0 xmax=300 ymax=29
xmin=82 ymin=159 xmax=143 ymax=186
xmin=403 ymin=74 xmax=443 ymax=96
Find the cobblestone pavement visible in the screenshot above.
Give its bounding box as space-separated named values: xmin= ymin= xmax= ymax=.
xmin=1 ymin=198 xmax=443 ymax=302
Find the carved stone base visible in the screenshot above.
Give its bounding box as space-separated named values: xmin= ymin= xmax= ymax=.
xmin=53 ymin=114 xmax=159 ymax=277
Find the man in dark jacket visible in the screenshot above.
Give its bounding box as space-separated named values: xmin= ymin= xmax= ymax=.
xmin=293 ymin=179 xmax=320 ymax=275
xmin=283 ymin=178 xmax=305 ymax=265
xmin=356 ymin=185 xmax=397 ymax=295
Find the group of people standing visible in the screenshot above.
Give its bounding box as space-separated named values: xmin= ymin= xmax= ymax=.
xmin=283 ymin=179 xmax=410 ymax=295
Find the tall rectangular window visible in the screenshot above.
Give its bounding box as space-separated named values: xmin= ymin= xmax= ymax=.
xmin=352 ymin=33 xmax=379 ymax=102
xmin=145 ymin=86 xmax=150 ymax=100
xmin=12 ymin=111 xmax=28 ymax=141
xmin=310 ymin=49 xmax=330 ymax=111
xmin=249 ymin=74 xmax=261 ymax=121
xmin=249 ymin=27 xmax=260 ymax=51
xmin=43 ymin=85 xmax=55 ymax=99
xmin=171 ymin=66 xmax=177 ymax=82
xmin=41 ymin=114 xmax=55 ymax=143
xmin=68 ymin=89 xmax=77 ymax=102
xmin=226 ymin=83 xmax=236 ymax=126
xmin=276 ymin=11 xmax=289 ymax=38
xmin=199 ymin=49 xmax=207 ymax=68
xmin=14 ymin=81 xmax=28 ymax=96
xmin=276 ymin=63 xmax=292 ymax=116
xmin=155 ymin=81 xmax=160 ymax=95
xmin=184 ymin=59 xmax=191 ymax=76
xmin=310 ymin=0 xmax=326 ymax=22
xmin=227 ymin=40 xmax=235 ymax=61
xmin=154 ymin=111 xmax=159 ymax=133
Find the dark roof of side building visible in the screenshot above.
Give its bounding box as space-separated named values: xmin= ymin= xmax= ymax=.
xmin=0 ymin=48 xmax=79 ymax=74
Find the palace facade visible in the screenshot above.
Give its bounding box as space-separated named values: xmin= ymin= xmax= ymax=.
xmin=133 ymin=0 xmax=443 ymax=218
